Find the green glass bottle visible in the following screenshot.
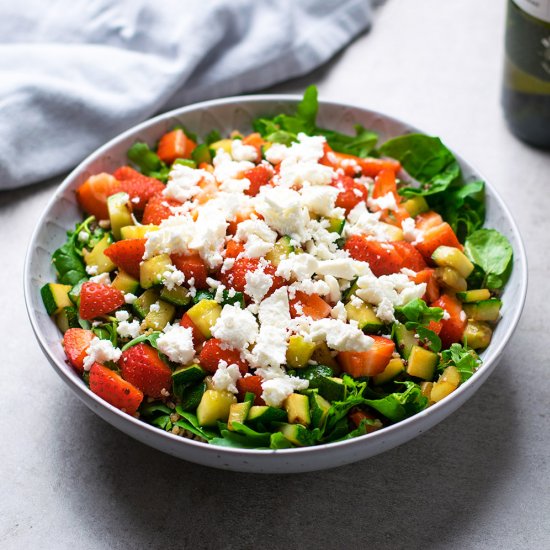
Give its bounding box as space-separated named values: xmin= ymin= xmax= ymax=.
xmin=502 ymin=0 xmax=550 ymax=148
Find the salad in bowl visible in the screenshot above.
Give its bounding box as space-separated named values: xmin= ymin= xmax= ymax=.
xmin=39 ymin=87 xmax=514 ymax=451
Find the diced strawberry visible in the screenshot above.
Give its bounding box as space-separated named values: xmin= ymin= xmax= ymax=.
xmin=104 ymin=239 xmax=146 ymax=280
xmin=349 ymin=409 xmax=383 ymax=433
xmin=76 ymin=173 xmax=121 ymax=220
xmin=236 ymin=375 xmax=265 ymax=405
xmin=289 ymin=291 xmax=332 ymax=320
xmin=338 ymin=336 xmax=395 ymax=377
xmin=119 ymin=343 xmax=172 ymax=398
xmin=412 ymin=269 xmax=440 ymax=303
xmin=225 ymin=240 xmax=245 ymax=258
xmin=334 ymin=175 xmax=368 ymax=214
xmin=372 ymin=169 xmax=399 ymax=203
xmin=431 ymin=294 xmax=467 ymax=348
xmin=242 ymin=164 xmax=273 ymax=197
xmin=89 ymin=363 xmax=143 ymax=415
xmin=392 ymin=241 xmax=427 ymax=272
xmin=112 ymin=166 xmax=165 ymax=210
xmin=344 ymin=236 xmax=404 ymax=276
xmin=180 ymin=313 xmax=206 ymax=346
xmin=157 ymin=129 xmax=196 ymax=164
xmin=79 ymin=282 xmax=125 ymax=320
xmin=415 ymin=222 xmax=462 ymax=260
xmin=142 ymin=193 xmax=181 ymax=225
xmin=220 ymin=258 xmax=284 ymax=297
xmin=358 ymin=157 xmax=401 ymax=178
xmin=414 ymin=211 xmax=443 ymax=232
xmin=170 ymin=253 xmax=208 ymax=289
xmin=427 ymin=320 xmax=442 ymax=335
xmin=198 ymin=338 xmax=249 ymax=375
xmin=63 ymin=328 xmax=95 ymax=373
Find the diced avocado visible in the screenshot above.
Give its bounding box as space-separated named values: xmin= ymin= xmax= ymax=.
xmin=456 ymin=289 xmax=491 ymax=303
xmin=55 ymin=306 xmax=80 ymax=333
xmin=140 ymin=254 xmax=173 ymax=289
xmin=310 ymin=341 xmax=339 ymax=371
xmin=265 ymin=236 xmax=294 ymax=267
xmin=435 ymin=266 xmax=467 ymax=292
xmin=393 ymin=322 xmax=418 ymax=360
xmin=120 ymin=224 xmax=159 ymax=239
xmin=463 ymin=299 xmax=502 ymax=322
xmin=432 ymin=246 xmax=474 ymax=278
xmin=373 ymin=357 xmax=405 ymax=385
xmin=209 ymin=138 xmax=232 ymax=156
xmin=309 ymin=393 xmax=331 ymax=429
xmin=196 ymin=389 xmax=237 ymax=426
xmin=344 ymin=300 xmax=384 ymax=333
xmin=41 ymin=283 xmax=73 ymax=315
xmin=186 ymin=299 xmax=222 ymax=338
xmin=326 ymin=217 xmax=346 ymax=235
xmin=402 ymin=196 xmax=429 ymax=217
xmin=107 ymin=192 xmax=133 ymax=240
xmin=228 ymin=401 xmax=252 ymax=431
xmin=111 ymin=271 xmax=140 ymax=294
xmin=247 ymin=406 xmax=288 ymax=425
xmin=463 ymin=321 xmax=493 ymax=349
xmin=142 ymin=299 xmax=175 ymax=331
xmin=286 ymin=335 xmax=316 ymax=368
xmin=285 ymin=393 xmax=310 ymax=426
xmin=172 ymin=364 xmax=206 ymax=386
xmin=406 ymin=345 xmax=438 ymax=380
xmin=133 ymin=288 xmax=161 ymax=318
xmin=84 ymin=234 xmax=116 ymax=274
xmin=278 ymin=423 xmax=315 ymax=447
xmin=191 ymin=143 xmax=212 ymax=165
xmin=175 ymin=382 xmax=207 ymax=411
xmin=160 ymin=286 xmax=191 ymax=306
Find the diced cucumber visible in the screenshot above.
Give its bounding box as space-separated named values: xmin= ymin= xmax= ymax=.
xmin=133 ymin=289 xmax=161 ymax=318
xmin=107 ymin=192 xmax=133 ymax=240
xmin=309 ymin=393 xmax=330 ymax=429
xmin=278 ymin=423 xmax=315 ymax=447
xmin=265 ymin=236 xmax=294 ymax=267
xmin=69 ymin=279 xmax=87 ymax=306
xmin=285 ymin=393 xmax=310 ymax=426
xmin=172 ymin=364 xmax=206 ymax=387
xmin=299 ymin=366 xmax=346 ymax=402
xmin=344 ymin=300 xmax=384 ymax=333
xmin=247 ymin=406 xmax=288 ymax=425
xmin=286 ymin=335 xmax=316 ymax=368
xmin=393 ymin=322 xmax=418 ymax=360
xmin=432 ymin=246 xmax=474 ymax=278
xmin=55 ymin=306 xmax=80 ymax=333
xmin=191 ymin=143 xmax=212 ymax=165
xmin=228 ymin=401 xmax=252 ymax=431
xmin=41 ymin=283 xmax=73 ymax=315
xmin=160 ymin=286 xmax=191 ymax=306
xmin=140 ymin=254 xmax=173 ymax=289
xmin=342 ymin=278 xmax=359 ymax=302
xmin=120 ymin=225 xmax=159 ymax=239
xmin=326 ymin=217 xmax=346 ymax=235
xmin=373 ymin=357 xmax=405 ymax=385
xmin=196 ymin=389 xmax=237 ymax=426
xmin=186 ymin=299 xmax=222 ymax=338
xmin=310 ymin=342 xmax=339 ymax=371
xmin=406 ymin=345 xmax=438 ymax=381
xmin=402 ymin=196 xmax=429 ymax=217
xmin=176 ymin=382 xmax=207 ymax=411
xmin=463 ymin=299 xmax=502 ymax=322
xmin=463 ymin=321 xmax=493 ymax=349
xmin=84 ymin=234 xmax=116 ymax=274
xmin=142 ymin=299 xmax=175 ymax=331
xmin=435 ymin=267 xmax=467 ymax=292
xmin=111 ymin=271 xmax=140 ymax=294
xmin=456 ymin=289 xmax=491 ymax=303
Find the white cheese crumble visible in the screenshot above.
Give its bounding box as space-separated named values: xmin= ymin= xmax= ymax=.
xmin=124 ymin=293 xmax=138 ymax=304
xmin=260 ymin=375 xmax=309 ymax=408
xmin=115 ymin=311 xmax=141 ymax=339
xmin=307 ymin=318 xmax=373 ymax=351
xmin=156 ymin=324 xmax=195 ymax=364
xmin=211 ymin=304 xmax=259 ymax=349
xmin=149 ymin=302 xmax=160 ymax=313
xmin=164 ymin=164 xmax=210 ymax=202
xmin=85 ymin=264 xmax=98 ymax=276
xmin=78 ymin=231 xmax=89 ymax=243
xmin=231 ymin=139 xmax=258 ymax=162
xmin=368 ymin=192 xmax=398 ymax=212
xmin=401 ymin=217 xmax=424 ymax=244
xmin=276 ymin=253 xmax=319 ymax=280
xmin=162 ymin=265 xmax=185 ymax=291
xmin=331 ymin=301 xmax=348 ymax=322
xmin=236 ymin=219 xmax=277 ymax=258
xmin=189 ymin=202 xmax=228 ymax=268
xmin=88 ymin=272 xmax=111 ymax=285
xmin=244 ymin=264 xmax=273 ymax=303
xmin=83 ymin=338 xmax=122 ymax=372
xmin=212 ymin=361 xmax=242 ymax=394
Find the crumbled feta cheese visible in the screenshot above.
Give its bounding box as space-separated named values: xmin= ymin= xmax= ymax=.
xmin=289 ymin=279 xmax=330 ymax=297
xmin=368 ymin=192 xmax=398 ymax=212
xmin=213 ymin=148 xmax=255 ymax=186
xmin=149 ymin=302 xmax=160 ymax=313
xmin=345 ymin=203 xmax=396 ymax=241
xmin=189 ymin=202 xmax=228 ymax=268
xmin=156 ymin=324 xmax=195 ymax=364
xmin=162 ymin=265 xmax=185 ymax=291
xmin=299 ymin=185 xmax=338 ymax=217
xmin=88 ymin=272 xmax=111 ymax=285
xmin=78 ymin=231 xmax=89 ymax=243
xmin=236 ymin=219 xmax=277 ymax=258
xmin=115 ymin=310 xmax=141 ymax=339
xmin=124 ymin=293 xmax=138 ymax=304
xmin=260 ymin=375 xmax=309 ymax=408
xmin=401 ymin=217 xmax=423 ymax=244
xmin=307 ymin=318 xmax=373 ymax=351
xmin=231 ymin=139 xmax=258 ymax=162
xmin=276 ymin=253 xmax=319 ymax=280
xmin=244 ymin=265 xmax=273 ymax=303
xmin=164 ymin=164 xmax=211 ymax=202
xmin=143 ymin=214 xmax=195 ymax=259
xmin=211 ymin=304 xmax=259 ymax=349
xmin=212 ymin=361 xmax=242 ymax=394
xmin=442 ymin=309 xmax=451 ymax=321
xmin=86 ymin=264 xmax=98 ymax=276
xmin=83 ymin=338 xmax=122 ymax=371
xmin=331 ymin=301 xmax=348 ymax=322
xmin=324 ymin=274 xmax=341 ymax=303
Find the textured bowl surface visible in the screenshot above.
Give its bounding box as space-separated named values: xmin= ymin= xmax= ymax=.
xmin=24 ymin=96 xmax=527 ymax=473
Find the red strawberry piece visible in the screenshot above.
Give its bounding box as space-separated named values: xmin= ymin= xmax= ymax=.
xmin=142 ymin=193 xmax=181 ymax=225
xmin=170 ymin=253 xmax=208 ymax=289
xmin=344 ymin=236 xmax=404 ymax=276
xmin=289 ymin=291 xmax=332 ymax=320
xmin=236 ymin=375 xmax=265 ymax=405
xmin=431 ymin=294 xmax=467 ymax=348
xmin=333 ymin=175 xmax=368 ymax=214
xmin=198 ymin=338 xmax=249 ymax=375
xmin=219 ymin=258 xmax=284 ymax=297
xmin=113 ymin=166 xmax=165 ymax=210
xmin=89 ymin=363 xmax=143 ymax=415
xmin=391 ymin=241 xmax=427 ymax=272
xmin=63 ymin=328 xmax=96 ymax=373
xmin=242 ymin=164 xmax=273 ymax=197
xmin=79 ymin=282 xmax=125 ymax=320
xmin=104 ymin=239 xmax=146 ymax=280
xmin=179 ymin=313 xmax=206 ymax=346
xmin=119 ymin=343 xmax=172 ymax=398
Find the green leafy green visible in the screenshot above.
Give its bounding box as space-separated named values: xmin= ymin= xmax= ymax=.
xmin=121 ymin=331 xmax=162 ymax=351
xmin=127 ymin=142 xmax=169 ymax=181
xmin=395 ymin=299 xmax=444 ymax=352
xmin=318 ymin=125 xmax=378 ymax=158
xmin=92 ymin=321 xmax=118 ymax=347
xmin=439 ymin=344 xmax=481 ymax=382
xmin=464 ymin=229 xmax=513 ymax=289
xmin=269 ymin=432 xmax=293 ymax=449
xmin=175 ymin=411 xmax=216 ymax=441
xmin=364 ymin=381 xmax=428 ymax=422
xmin=205 ymin=129 xmax=222 ymax=145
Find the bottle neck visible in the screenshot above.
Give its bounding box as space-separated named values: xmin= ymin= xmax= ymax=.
xmin=513 ymin=0 xmax=550 ymax=24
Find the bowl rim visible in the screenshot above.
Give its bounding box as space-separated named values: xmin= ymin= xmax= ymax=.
xmin=24 ymin=93 xmax=528 ymax=459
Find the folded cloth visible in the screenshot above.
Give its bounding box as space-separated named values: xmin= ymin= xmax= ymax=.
xmin=0 ymin=0 xmax=372 ymax=190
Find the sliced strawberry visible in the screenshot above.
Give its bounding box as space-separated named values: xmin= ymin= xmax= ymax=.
xmin=170 ymin=253 xmax=208 ymax=289
xmin=180 ymin=313 xmax=206 ymax=346
xmin=142 ymin=193 xmax=181 ymax=225
xmin=415 ymin=222 xmax=462 ymax=260
xmin=89 ymin=363 xmax=143 ymax=415
xmin=220 ymin=258 xmax=284 ymax=296
xmin=79 ymin=282 xmax=125 ymax=320
xmin=63 ymin=328 xmax=95 ymax=373
xmin=432 ymin=294 xmax=467 ymax=348
xmin=338 ymin=336 xmax=395 ymax=377
xmin=157 ymin=129 xmax=196 ymax=164
xmin=119 ymin=343 xmax=172 ymax=398
xmin=104 ymin=239 xmax=146 ymax=280
xmin=225 ymin=240 xmax=245 ymax=259
xmin=289 ymin=291 xmax=332 ymax=320
xmin=415 ymin=211 xmax=443 ymax=232
xmin=242 ymin=164 xmax=273 ymax=197
xmin=344 ymin=236 xmax=404 ymax=276
xmin=412 ymin=268 xmax=440 ymax=303
xmin=198 ymin=338 xmax=249 ymax=375
xmin=392 ymin=241 xmax=427 ymax=272
xmin=112 ymin=166 xmax=165 ymax=210
xmin=333 ymin=175 xmax=368 ymax=214
xmin=76 ymin=173 xmax=121 ymax=220
xmin=236 ymin=375 xmax=265 ymax=405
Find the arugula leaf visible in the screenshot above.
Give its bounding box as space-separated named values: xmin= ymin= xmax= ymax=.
xmin=439 ymin=343 xmax=480 ymax=382
xmin=127 ymin=142 xmax=169 ymax=182
xmin=464 ymin=229 xmax=513 ymax=290
xmin=364 ymin=381 xmax=428 ymax=422
xmin=121 ymin=331 xmax=162 ymax=352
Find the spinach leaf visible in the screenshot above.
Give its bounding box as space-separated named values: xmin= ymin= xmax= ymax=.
xmin=205 ymin=129 xmax=222 ymax=145
xmin=364 ymin=381 xmax=428 ymax=422
xmin=318 ymin=125 xmax=378 ymax=158
xmin=395 ymin=298 xmax=444 ymax=325
xmin=175 ymin=411 xmax=216 ymax=441
xmin=464 ymin=229 xmax=513 ymax=290
xmin=92 ymin=321 xmax=118 ymax=347
xmin=439 ymin=343 xmax=481 ymax=382
xmin=121 ymin=331 xmax=162 ymax=352
xmin=270 ymin=432 xmax=293 ymax=449
xmin=210 ymin=429 xmax=269 ymax=449
xmin=127 ymin=142 xmax=169 ymax=182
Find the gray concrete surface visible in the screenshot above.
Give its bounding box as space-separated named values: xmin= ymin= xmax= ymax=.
xmin=1 ymin=1 xmax=548 ymax=548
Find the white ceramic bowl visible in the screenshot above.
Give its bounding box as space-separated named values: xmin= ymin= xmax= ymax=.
xmin=24 ymin=95 xmax=527 ymax=473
